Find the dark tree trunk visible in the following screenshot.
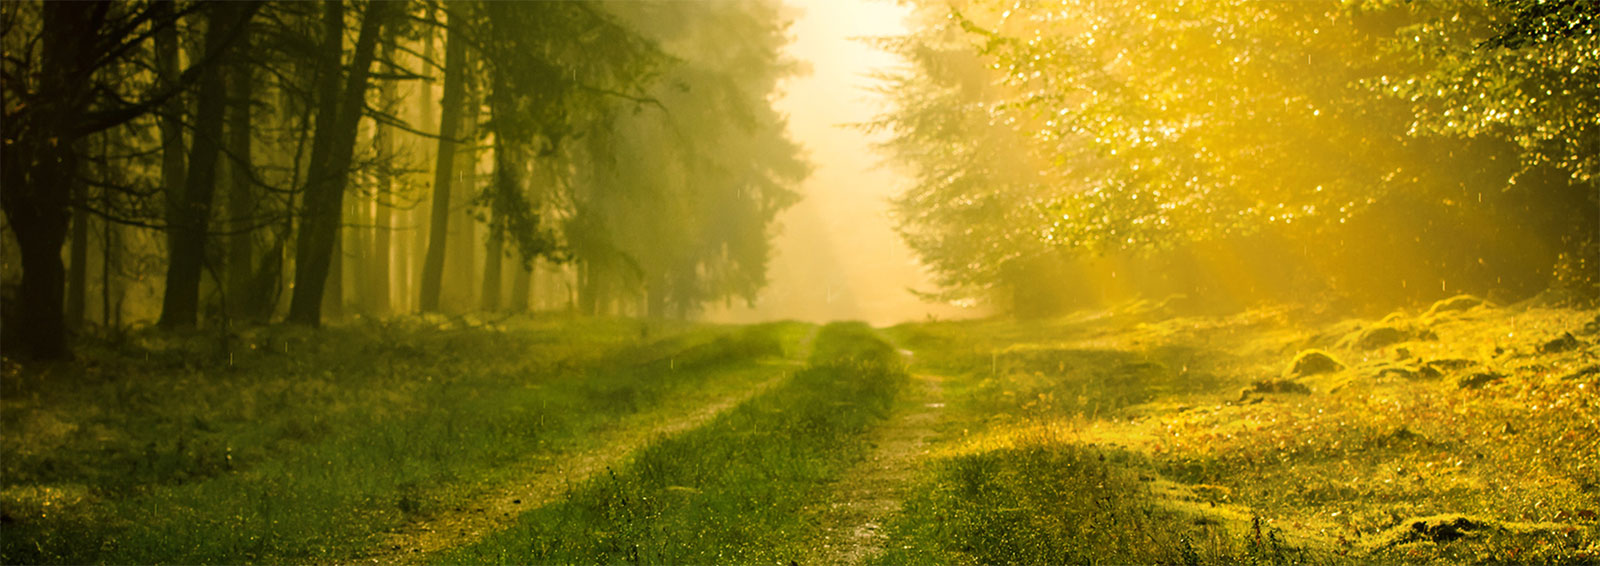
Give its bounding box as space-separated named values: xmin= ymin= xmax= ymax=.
xmin=419 ymin=17 xmax=468 ymax=313
xmin=102 ymin=179 xmax=121 ymax=330
xmin=160 ymin=1 xmax=252 ymax=328
xmin=287 ymin=0 xmax=393 ymax=325
xmin=225 ymin=27 xmax=257 ymax=320
xmin=66 ymin=195 xmax=88 ymax=329
xmin=0 ymin=2 xmax=108 ymax=359
xmin=156 ymin=0 xmax=188 ymax=281
xmin=323 ymin=226 xmax=343 ymax=318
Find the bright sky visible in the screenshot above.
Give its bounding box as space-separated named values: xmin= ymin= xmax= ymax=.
xmin=707 ymin=0 xmax=974 ymax=326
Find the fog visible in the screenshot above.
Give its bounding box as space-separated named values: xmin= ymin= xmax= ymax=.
xmin=707 ymin=0 xmax=976 ymax=326
xmin=1 ymin=0 xmax=1594 ymax=359
xmin=3 ymin=1 xmax=1598 ymax=563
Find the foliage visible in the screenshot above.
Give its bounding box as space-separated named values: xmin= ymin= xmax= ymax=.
xmin=0 ymin=0 xmax=811 ymax=356
xmin=874 ymin=0 xmax=1599 ymax=310
xmin=468 ymin=0 xmax=669 ymax=266
xmin=559 ymin=0 xmax=807 ymax=317
xmin=865 ymin=23 xmax=1062 ymax=303
xmin=1393 ymin=0 xmax=1600 ymax=185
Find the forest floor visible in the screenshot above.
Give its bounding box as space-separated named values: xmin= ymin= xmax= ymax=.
xmin=2 ymin=298 xmax=1598 ymax=564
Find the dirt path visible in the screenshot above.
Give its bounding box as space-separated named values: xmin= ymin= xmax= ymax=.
xmin=353 ymin=327 xmax=819 ymax=564
xmin=805 ymin=358 xmax=946 ymax=565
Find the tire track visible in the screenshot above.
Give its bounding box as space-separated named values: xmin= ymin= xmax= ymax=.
xmin=805 ymin=358 xmax=946 ymax=566
xmin=352 ymin=326 xmax=819 ymax=564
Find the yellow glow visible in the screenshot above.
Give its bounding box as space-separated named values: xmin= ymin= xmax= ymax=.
xmin=705 ymin=0 xmax=978 ymax=326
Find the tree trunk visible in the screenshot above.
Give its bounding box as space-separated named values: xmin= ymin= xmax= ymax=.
xmin=510 ymin=262 xmax=531 ymax=311
xmin=0 ymin=2 xmax=108 ymax=359
xmin=287 ymin=0 xmax=393 ymax=325
xmin=372 ymin=176 xmax=394 ymax=315
xmin=156 ymin=0 xmax=188 ymax=291
xmin=481 ymin=124 xmax=508 ymax=312
xmin=323 ymin=226 xmax=343 ymax=318
xmin=225 ymin=26 xmax=257 ymax=320
xmin=102 ymin=182 xmax=121 ymax=330
xmin=371 ymin=47 xmax=395 ymax=315
xmin=483 ymin=225 xmax=502 ymax=311
xmin=66 ymin=197 xmax=88 ymax=329
xmin=403 ymin=5 xmax=439 ymax=315
xmin=445 ymin=93 xmax=480 ymax=312
xmin=160 ymin=1 xmax=250 ymax=328
xmin=340 ymin=169 xmax=362 ymax=314
xmin=419 ymin=16 xmax=467 ymax=313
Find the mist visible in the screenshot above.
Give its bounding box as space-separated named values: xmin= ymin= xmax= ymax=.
xmin=707 ymin=0 xmax=976 ymax=326
xmin=2 ymin=0 xmax=1597 ymax=564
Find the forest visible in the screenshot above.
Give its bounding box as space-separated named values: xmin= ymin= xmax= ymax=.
xmin=874 ymin=0 xmax=1597 ymax=316
xmin=2 ymin=0 xmax=1598 ymax=564
xmin=2 ymin=0 xmax=804 ymax=361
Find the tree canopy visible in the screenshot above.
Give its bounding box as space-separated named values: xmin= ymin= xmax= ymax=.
xmin=872 ymin=0 xmax=1598 ymax=313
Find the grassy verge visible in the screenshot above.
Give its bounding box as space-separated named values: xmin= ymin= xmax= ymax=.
xmin=441 ymin=321 xmax=906 ymax=564
xmin=1 ymin=317 xmax=806 ymax=564
xmin=877 ymin=302 xmax=1600 ymax=565
xmin=875 ymin=444 xmax=1310 ymax=565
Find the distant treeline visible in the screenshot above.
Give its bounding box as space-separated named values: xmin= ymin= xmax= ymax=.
xmin=1 ymin=0 xmax=806 ymax=359
xmin=873 ymin=0 xmax=1598 ymax=315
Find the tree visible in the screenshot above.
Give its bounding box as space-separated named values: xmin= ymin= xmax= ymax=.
xmin=865 ymin=18 xmax=1063 ymax=309
xmin=874 ymin=0 xmax=1598 ymax=310
xmin=224 ymin=15 xmax=258 ymax=320
xmin=560 ymin=0 xmax=806 ymax=318
xmin=2 ymin=1 xmax=222 ymax=358
xmin=286 ymin=0 xmax=398 ymax=325
xmin=417 ymin=7 xmax=467 ymax=314
xmin=159 ymin=1 xmax=260 ymax=328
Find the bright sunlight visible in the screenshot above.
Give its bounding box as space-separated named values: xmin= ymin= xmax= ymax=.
xmin=2 ymin=0 xmax=1596 ymax=564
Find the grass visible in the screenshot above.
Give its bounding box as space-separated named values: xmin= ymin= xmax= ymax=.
xmin=5 ymin=301 xmax=1596 ymax=564
xmin=875 ymin=444 xmax=1313 ymax=565
xmin=439 ymin=321 xmax=906 ymax=564
xmin=876 ymin=300 xmax=1600 ymax=565
xmin=1 ymin=315 xmax=809 ymax=564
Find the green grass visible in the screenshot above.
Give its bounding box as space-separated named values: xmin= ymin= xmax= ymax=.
xmin=876 ymin=303 xmax=1600 ymax=565
xmin=7 ymin=304 xmax=1595 ymax=564
xmin=1 ymin=316 xmax=809 ymax=564
xmin=440 ymin=321 xmax=906 ymax=564
xmin=873 ymin=445 xmax=1315 ymax=566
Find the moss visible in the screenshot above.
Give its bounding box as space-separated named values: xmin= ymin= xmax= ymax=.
xmin=1287 ymin=349 xmax=1344 ymax=377
xmin=1424 ymin=295 xmax=1491 ymax=318
xmin=1356 ymin=325 xmax=1412 ymax=350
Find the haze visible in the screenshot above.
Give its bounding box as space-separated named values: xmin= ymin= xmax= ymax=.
xmin=708 ymin=0 xmax=972 ymax=326
xmin=3 ymin=1 xmax=1597 ymax=564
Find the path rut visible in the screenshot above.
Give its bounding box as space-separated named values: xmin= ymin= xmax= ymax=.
xmin=353 ymin=328 xmax=818 ymax=564
xmin=805 ymin=366 xmax=946 ymax=565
